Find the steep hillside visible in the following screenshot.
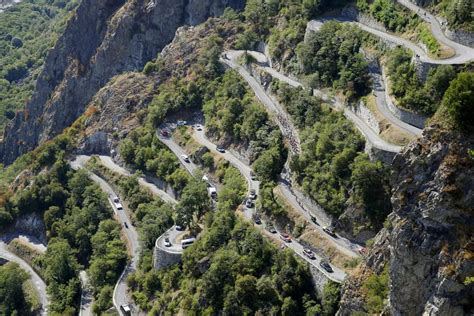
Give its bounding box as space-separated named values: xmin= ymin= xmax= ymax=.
xmin=0 ymin=0 xmax=244 ymax=165
xmin=339 ymin=124 xmax=474 ymax=314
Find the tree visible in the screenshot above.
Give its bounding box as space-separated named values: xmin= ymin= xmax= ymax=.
xmin=322 ymin=281 xmax=340 ymax=315
xmin=176 ymin=179 xmax=210 ymax=228
xmin=442 ymin=72 xmax=474 ymax=132
xmin=0 ymin=262 xmax=29 ymax=315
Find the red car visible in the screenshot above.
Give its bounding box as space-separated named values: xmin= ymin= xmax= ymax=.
xmin=160 ymin=129 xmax=169 ymax=137
xmin=280 ymin=233 xmax=291 ymax=243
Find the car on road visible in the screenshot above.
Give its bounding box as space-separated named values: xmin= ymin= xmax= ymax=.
xmin=319 ymin=261 xmax=333 ymax=273
xmin=120 ymin=304 xmax=132 ymax=316
xmin=181 ymin=154 xmax=190 ymax=163
xmin=112 ymin=197 xmax=123 ymax=210
xmin=253 ymin=215 xmax=261 ymax=225
xmin=280 ymin=232 xmax=291 ymax=243
xmin=123 ymin=222 xmax=128 ymax=229
xmin=164 ymin=237 xmax=171 ymax=247
xmin=245 ymin=199 xmax=254 ymax=208
xmin=303 ymin=248 xmax=316 ymax=260
xmin=175 ymin=225 xmax=184 ymax=231
xmin=250 ymin=171 xmax=257 ymax=181
xmin=323 ymin=226 xmax=337 ymax=237
xmin=216 ymin=146 xmax=225 ymax=153
xmin=310 ymin=216 xmax=318 ymax=225
xmin=160 ymin=129 xmax=170 ymax=137
xmin=266 ymin=225 xmax=277 ymax=234
xmin=195 ymin=124 xmax=203 ymax=131
xmin=249 ymin=189 xmax=257 ymax=200
xmin=208 ymin=187 xmax=217 ymax=199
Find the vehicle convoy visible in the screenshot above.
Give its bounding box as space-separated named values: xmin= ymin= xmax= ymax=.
xmin=280 ymin=233 xmax=292 ymax=243
xmin=303 ymin=248 xmax=316 ymax=260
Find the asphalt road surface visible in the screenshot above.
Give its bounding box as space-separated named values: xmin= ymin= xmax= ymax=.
xmin=0 ymin=241 xmax=48 ymax=315
xmin=191 ymin=128 xmax=347 ymax=283
xmin=70 ymin=156 xmax=140 ymax=315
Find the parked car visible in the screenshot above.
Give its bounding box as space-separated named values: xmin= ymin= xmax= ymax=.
xmin=177 ymin=120 xmax=187 ymax=126
xmin=303 ymin=248 xmax=316 ymax=260
xmin=160 ymin=129 xmax=169 ymax=137
xmin=164 ymin=237 xmax=171 ymax=247
xmin=250 ymin=171 xmax=257 ymax=181
xmin=249 ymin=189 xmax=257 ymax=200
xmin=123 ymin=222 xmax=128 ymax=229
xmin=319 ymin=261 xmax=333 ymax=273
xmin=323 ymin=226 xmax=337 ymax=237
xmin=195 ymin=124 xmax=203 ymax=131
xmin=175 ymin=225 xmax=184 ymax=231
xmin=245 ymin=199 xmax=254 ymax=208
xmin=216 ymin=146 xmax=225 ymax=153
xmin=266 ymin=225 xmax=277 ymax=234
xmin=310 ymin=216 xmax=318 ymax=225
xmin=181 ymin=154 xmax=190 ymax=163
xmin=280 ymin=232 xmax=291 ymax=243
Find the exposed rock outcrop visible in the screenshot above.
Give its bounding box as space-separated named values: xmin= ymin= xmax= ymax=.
xmin=0 ymin=0 xmax=245 ymax=165
xmin=338 ymin=125 xmax=474 ymax=315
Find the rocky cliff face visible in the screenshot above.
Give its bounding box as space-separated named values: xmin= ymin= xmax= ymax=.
xmin=339 ymin=125 xmax=474 ymax=315
xmin=0 ymin=0 xmax=244 ymax=165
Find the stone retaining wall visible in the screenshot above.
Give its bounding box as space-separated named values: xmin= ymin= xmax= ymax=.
xmin=309 ymin=265 xmax=331 ymax=297
xmin=153 ymin=244 xmax=182 ymax=270
xmin=445 ymin=28 xmax=474 ymax=48
xmin=349 ymin=101 xmax=381 ymax=135
xmin=382 ymin=66 xmax=428 ymax=129
xmin=365 ymin=142 xmax=398 ymax=164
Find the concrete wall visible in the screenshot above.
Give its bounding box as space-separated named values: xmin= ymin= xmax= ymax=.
xmin=153 ymin=245 xmax=182 ymax=270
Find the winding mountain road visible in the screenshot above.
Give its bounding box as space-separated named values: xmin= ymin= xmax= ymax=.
xmin=307 ymin=16 xmax=474 ymax=65
xmin=396 ymin=0 xmax=474 ymax=55
xmin=191 ymin=128 xmax=347 ymax=282
xmin=70 ymin=156 xmax=140 ymax=315
xmin=221 ymin=51 xmax=301 ymax=155
xmin=222 ymin=50 xmax=402 ymax=154
xmin=0 ymin=241 xmax=48 ymax=315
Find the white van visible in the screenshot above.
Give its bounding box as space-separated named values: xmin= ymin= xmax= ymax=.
xmin=181 ymin=237 xmax=196 ymax=249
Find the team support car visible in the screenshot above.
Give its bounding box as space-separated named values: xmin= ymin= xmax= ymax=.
xmin=303 ymin=248 xmax=316 ymax=260
xmin=319 ymin=260 xmax=333 ymax=273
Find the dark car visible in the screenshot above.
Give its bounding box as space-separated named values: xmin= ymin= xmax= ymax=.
xmin=245 ymin=199 xmax=254 ymax=208
xmin=175 ymin=225 xmax=184 ymax=231
xmin=319 ymin=261 xmax=333 ymax=273
xmin=123 ymin=222 xmax=129 ymax=229
xmin=310 ymin=216 xmax=318 ymax=225
xmin=253 ymin=216 xmax=262 ymax=225
xmin=303 ymin=248 xmax=316 ymax=260
xmin=160 ymin=129 xmax=169 ymax=137
xmin=216 ymin=146 xmax=225 ymax=153
xmin=266 ymin=225 xmax=277 ymax=234
xmin=323 ymin=226 xmax=337 ymax=238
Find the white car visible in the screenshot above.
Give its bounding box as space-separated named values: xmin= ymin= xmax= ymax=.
xmin=112 ymin=197 xmax=123 ymax=210
xmin=181 ymin=154 xmax=190 ymax=163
